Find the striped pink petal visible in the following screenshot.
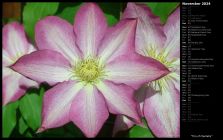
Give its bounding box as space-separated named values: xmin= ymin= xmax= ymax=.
xmin=69 ymin=84 xmax=109 ymax=137
xmin=3 ymin=68 xmax=37 ymax=105
xmin=122 ymin=3 xmax=166 ymax=55
xmin=3 ymin=22 xmax=30 ymax=62
xmin=11 ymin=50 xmax=71 ymax=85
xmin=105 ymin=53 xmax=169 ymax=89
xmin=97 ymin=19 xmax=137 ymax=64
xmin=96 ymin=80 xmax=140 ymax=123
xmin=74 ymin=3 xmax=107 ymax=58
xmin=144 ymin=80 xmax=180 ymax=138
xmin=163 ymin=7 xmax=180 ymax=61
xmin=35 ymin=16 xmax=81 ymax=63
xmin=37 ymin=81 xmax=84 ymax=132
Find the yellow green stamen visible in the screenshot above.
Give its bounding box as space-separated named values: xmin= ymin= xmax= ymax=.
xmin=73 ymin=57 xmax=105 ymax=84
xmin=144 ymin=44 xmax=179 ymax=93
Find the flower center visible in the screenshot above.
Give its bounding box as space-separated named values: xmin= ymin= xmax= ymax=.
xmin=149 ymin=72 xmax=179 ymax=93
xmin=74 ymin=57 xmax=105 ymax=84
xmin=11 ymin=52 xmax=23 ymax=64
xmin=144 ymin=44 xmax=177 ymax=69
xmin=144 ymin=44 xmax=179 ymax=93
xmin=150 ymin=74 xmax=170 ymax=93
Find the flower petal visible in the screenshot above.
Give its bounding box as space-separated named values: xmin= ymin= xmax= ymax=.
xmin=96 ymin=80 xmax=140 ymax=123
xmin=163 ymin=7 xmax=180 ymax=61
xmin=169 ymin=72 xmax=180 ymax=92
xmin=11 ymin=50 xmax=71 ymax=85
xmin=35 ymin=16 xmax=81 ymax=63
xmin=27 ymin=44 xmax=37 ymax=54
xmin=105 ymin=54 xmax=169 ymax=89
xmin=3 ymin=49 xmax=14 ymax=67
xmin=122 ymin=3 xmax=166 ymax=55
xmin=37 ymin=81 xmax=84 ymax=132
xmin=98 ymin=19 xmax=137 ymax=64
xmin=74 ymin=3 xmax=107 ymax=58
xmin=112 ymin=115 xmax=135 ymax=136
xmin=3 ymin=68 xmax=37 ymax=105
xmin=3 ymin=67 xmax=11 ymax=78
xmin=69 ymin=84 xmax=109 ymax=137
xmin=144 ymin=80 xmax=180 ymax=138
xmin=134 ymin=85 xmax=148 ymax=117
xmin=3 ymin=22 xmax=31 ymax=62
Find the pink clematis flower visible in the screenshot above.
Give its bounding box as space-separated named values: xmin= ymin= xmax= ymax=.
xmin=12 ymin=3 xmax=169 ymax=137
xmin=2 ymin=22 xmax=38 ymax=105
xmin=113 ymin=3 xmax=180 ymax=138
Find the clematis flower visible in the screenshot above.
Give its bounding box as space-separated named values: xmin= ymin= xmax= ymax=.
xmin=2 ymin=22 xmax=38 ymax=105
xmin=12 ymin=3 xmax=169 ymax=137
xmin=113 ymin=3 xmax=180 ymax=138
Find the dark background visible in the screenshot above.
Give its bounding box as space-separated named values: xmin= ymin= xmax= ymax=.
xmin=180 ymin=0 xmax=217 ymax=138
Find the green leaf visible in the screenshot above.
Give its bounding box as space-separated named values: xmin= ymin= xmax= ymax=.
xmin=57 ymin=3 xmax=82 ymax=24
xmin=23 ymin=2 xmax=59 ymax=41
xmin=146 ymin=2 xmax=179 ymax=24
xmin=19 ymin=93 xmax=42 ymax=130
xmin=24 ymin=130 xmax=33 ymax=137
xmin=18 ymin=117 xmax=28 ymax=134
xmin=99 ymin=3 xmax=121 ymax=26
xmin=57 ymin=3 xmax=119 ymax=26
xmin=129 ymin=125 xmax=154 ymax=138
xmin=2 ymin=18 xmax=20 ymax=25
xmin=104 ymin=14 xmax=118 ymax=26
xmin=99 ymin=3 xmax=121 ymax=19
xmin=2 ymin=102 xmax=19 ymax=137
xmin=39 ymin=85 xmax=45 ymax=101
